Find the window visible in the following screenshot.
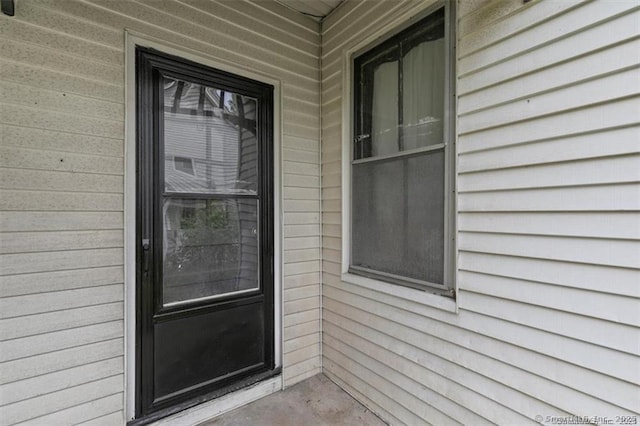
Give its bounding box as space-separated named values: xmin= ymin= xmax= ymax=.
xmin=174 ymin=156 xmax=195 ymax=175
xmin=350 ymin=3 xmax=454 ymax=295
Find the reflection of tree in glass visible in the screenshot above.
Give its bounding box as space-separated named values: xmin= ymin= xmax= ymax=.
xmin=168 ymin=200 xmax=240 ymax=287
xmin=180 ymin=201 xmax=229 ymax=232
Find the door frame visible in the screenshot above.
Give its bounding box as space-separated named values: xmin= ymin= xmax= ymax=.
xmin=124 ymin=32 xmax=283 ymax=423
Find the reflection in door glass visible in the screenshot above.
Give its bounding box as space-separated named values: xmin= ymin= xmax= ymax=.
xmin=163 ymin=77 xmax=258 ymax=195
xmin=162 ymin=198 xmax=259 ymax=305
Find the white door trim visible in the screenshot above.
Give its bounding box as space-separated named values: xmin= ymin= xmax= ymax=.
xmin=124 ymin=30 xmax=284 ymax=422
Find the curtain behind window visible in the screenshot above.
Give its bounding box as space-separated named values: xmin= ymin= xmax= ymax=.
xmin=403 ymin=39 xmax=445 ymax=150
xmin=371 ymin=61 xmax=399 ymax=156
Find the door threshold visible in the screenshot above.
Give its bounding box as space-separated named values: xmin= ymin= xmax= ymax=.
xmin=145 ymin=374 xmax=282 ymax=426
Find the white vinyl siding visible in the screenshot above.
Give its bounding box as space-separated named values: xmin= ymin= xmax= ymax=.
xmin=0 ymin=1 xmax=321 ymax=423
xmin=322 ymin=0 xmax=640 ymax=424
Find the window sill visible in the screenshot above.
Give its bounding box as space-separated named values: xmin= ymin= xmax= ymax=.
xmin=341 ymin=272 xmax=458 ymax=313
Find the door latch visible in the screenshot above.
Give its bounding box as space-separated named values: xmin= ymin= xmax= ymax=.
xmin=142 ymin=239 xmax=150 ymax=272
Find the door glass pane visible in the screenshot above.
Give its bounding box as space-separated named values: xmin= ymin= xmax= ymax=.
xmin=352 ymin=150 xmax=444 ymax=285
xmin=163 ymin=76 xmax=258 ymax=195
xmin=162 ymin=198 xmax=259 ymax=305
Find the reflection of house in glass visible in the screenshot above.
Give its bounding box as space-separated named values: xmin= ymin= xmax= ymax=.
xmin=162 ymin=78 xmax=260 ymax=305
xmin=163 ymin=78 xmax=258 ymax=194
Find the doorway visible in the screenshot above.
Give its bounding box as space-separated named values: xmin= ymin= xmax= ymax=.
xmin=135 ymin=47 xmax=276 ymax=420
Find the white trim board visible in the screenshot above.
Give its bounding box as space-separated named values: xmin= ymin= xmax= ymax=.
xmin=124 ymin=31 xmax=284 ymax=422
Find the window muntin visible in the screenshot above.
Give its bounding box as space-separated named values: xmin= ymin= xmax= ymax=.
xmin=351 ymin=5 xmax=453 ymax=293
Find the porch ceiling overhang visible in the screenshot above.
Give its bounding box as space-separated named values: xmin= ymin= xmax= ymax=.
xmin=276 ymin=0 xmax=344 ymax=20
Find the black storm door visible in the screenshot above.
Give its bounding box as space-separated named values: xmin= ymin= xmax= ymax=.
xmin=135 ymin=47 xmax=275 ymax=419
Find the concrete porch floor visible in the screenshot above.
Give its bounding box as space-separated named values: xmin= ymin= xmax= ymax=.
xmin=199 ymin=375 xmax=386 ymax=426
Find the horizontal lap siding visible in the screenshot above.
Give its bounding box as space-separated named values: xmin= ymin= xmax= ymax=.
xmin=0 ymin=0 xmax=321 ymax=423
xmin=321 ymin=0 xmax=640 ymax=424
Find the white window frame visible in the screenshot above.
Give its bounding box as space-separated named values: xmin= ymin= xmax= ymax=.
xmin=340 ymin=0 xmax=458 ymax=313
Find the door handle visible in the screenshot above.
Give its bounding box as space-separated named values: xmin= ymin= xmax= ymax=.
xmin=142 ymin=239 xmax=150 ymax=272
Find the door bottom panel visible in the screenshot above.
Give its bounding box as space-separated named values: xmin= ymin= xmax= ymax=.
xmin=154 ymin=302 xmax=266 ymax=401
